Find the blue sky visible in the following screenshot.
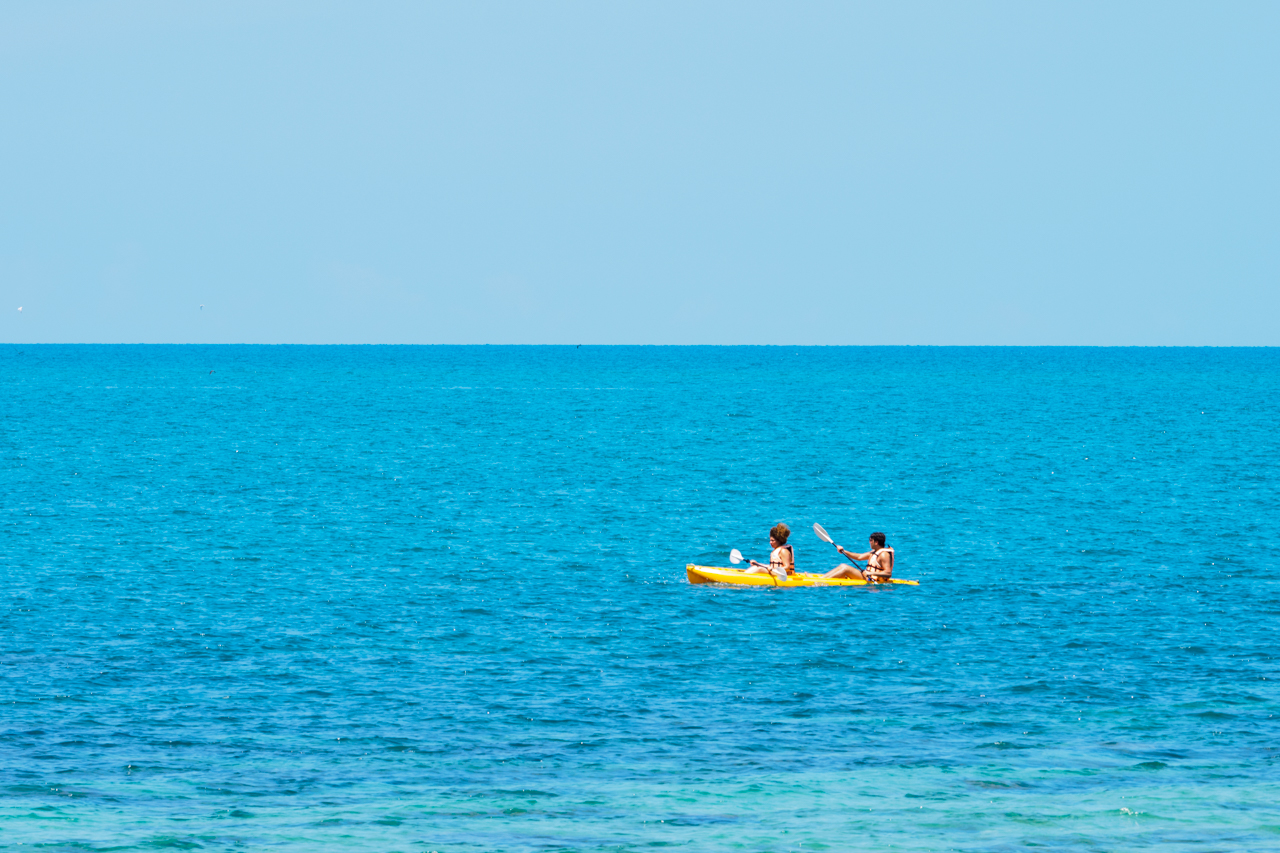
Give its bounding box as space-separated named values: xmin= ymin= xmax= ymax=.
xmin=2 ymin=1 xmax=1276 ymax=345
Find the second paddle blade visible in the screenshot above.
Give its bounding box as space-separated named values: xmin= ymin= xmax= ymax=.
xmin=813 ymin=523 xmax=834 ymax=543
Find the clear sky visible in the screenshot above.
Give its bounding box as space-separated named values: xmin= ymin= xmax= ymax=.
xmin=2 ymin=1 xmax=1277 ymax=345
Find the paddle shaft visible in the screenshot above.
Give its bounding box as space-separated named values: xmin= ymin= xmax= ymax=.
xmin=832 ymin=543 xmax=866 ymax=569
xmin=733 ymin=551 xmax=782 ymax=587
xmin=814 ymin=524 xmax=867 ymax=571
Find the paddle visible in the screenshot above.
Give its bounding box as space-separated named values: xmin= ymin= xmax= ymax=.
xmin=813 ymin=523 xmax=865 ymax=570
xmin=730 ymin=549 xmax=781 ymax=585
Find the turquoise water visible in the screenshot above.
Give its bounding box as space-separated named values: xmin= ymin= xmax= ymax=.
xmin=2 ymin=345 xmax=1278 ymax=851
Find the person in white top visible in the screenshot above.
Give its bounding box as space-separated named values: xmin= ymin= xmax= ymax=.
xmin=746 ymin=523 xmax=795 ymax=580
xmin=824 ymin=532 xmax=894 ymax=582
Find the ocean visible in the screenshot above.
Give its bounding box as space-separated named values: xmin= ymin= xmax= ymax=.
xmin=2 ymin=345 xmax=1277 ymax=851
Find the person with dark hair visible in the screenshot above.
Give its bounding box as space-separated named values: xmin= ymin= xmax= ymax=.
xmin=823 ymin=532 xmax=893 ymax=582
xmin=746 ymin=523 xmax=795 ymax=580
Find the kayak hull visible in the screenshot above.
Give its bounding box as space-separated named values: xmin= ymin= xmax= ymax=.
xmin=686 ymin=564 xmax=919 ymax=587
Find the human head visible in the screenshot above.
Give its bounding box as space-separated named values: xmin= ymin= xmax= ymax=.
xmin=869 ymin=532 xmax=886 ymax=548
xmin=770 ymin=523 xmax=790 ymax=545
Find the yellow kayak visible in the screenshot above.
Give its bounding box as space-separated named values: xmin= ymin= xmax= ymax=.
xmin=686 ymin=564 xmax=920 ymax=587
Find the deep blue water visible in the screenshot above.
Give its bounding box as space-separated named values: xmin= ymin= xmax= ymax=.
xmin=2 ymin=345 xmax=1278 ymax=852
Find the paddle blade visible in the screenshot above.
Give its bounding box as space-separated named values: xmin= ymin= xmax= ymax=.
xmin=729 ymin=548 xmax=744 ymax=564
xmin=813 ymin=523 xmax=834 ymax=543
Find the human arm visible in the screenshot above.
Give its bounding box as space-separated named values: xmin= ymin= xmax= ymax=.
xmin=754 ymin=548 xmax=790 ymax=569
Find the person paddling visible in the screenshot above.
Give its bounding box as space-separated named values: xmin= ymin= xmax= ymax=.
xmin=746 ymin=524 xmax=795 ymax=580
xmin=824 ymin=532 xmax=893 ymax=583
